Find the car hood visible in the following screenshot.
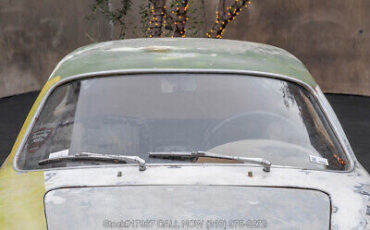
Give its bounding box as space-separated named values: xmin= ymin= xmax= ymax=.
xmin=44 ymin=185 xmax=330 ymax=230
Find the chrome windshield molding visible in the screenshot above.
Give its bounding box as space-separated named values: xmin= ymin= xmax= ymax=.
xmin=149 ymin=151 xmax=272 ymax=172
xmin=314 ymin=86 xmax=356 ymax=166
xmin=12 ymin=68 xmax=354 ymax=173
xmin=12 ymin=162 xmax=352 ymax=173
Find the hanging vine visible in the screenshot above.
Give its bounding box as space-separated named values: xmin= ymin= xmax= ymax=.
xmin=207 ymin=0 xmax=251 ymax=39
xmin=139 ymin=1 xmax=153 ymax=37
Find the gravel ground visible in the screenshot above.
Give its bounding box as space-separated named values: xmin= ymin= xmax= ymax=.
xmin=0 ymin=91 xmax=369 ymax=171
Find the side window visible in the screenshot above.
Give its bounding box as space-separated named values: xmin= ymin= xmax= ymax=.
xmin=17 ymin=82 xmax=80 ymax=169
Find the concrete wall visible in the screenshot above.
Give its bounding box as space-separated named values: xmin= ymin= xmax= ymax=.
xmin=1 ymin=0 xmax=369 ymax=97
xmin=0 ymin=0 xmax=111 ymax=98
xmin=223 ymin=0 xmax=370 ymax=96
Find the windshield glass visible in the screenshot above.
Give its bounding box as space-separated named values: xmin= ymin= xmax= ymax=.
xmin=17 ymin=74 xmax=347 ymax=170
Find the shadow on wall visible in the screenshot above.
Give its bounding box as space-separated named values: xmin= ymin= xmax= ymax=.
xmin=0 ymin=0 xmax=369 ymax=97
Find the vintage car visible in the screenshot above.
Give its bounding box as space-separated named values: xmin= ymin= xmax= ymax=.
xmin=1 ymin=38 xmax=370 ymax=230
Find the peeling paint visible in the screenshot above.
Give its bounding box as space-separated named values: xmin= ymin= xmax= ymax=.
xmin=48 ymin=39 xmax=316 ymax=88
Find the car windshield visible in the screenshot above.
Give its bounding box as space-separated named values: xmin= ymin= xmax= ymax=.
xmin=17 ymin=74 xmax=348 ymax=170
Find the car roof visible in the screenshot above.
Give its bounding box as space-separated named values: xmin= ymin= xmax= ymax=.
xmin=49 ymin=38 xmax=317 ymax=87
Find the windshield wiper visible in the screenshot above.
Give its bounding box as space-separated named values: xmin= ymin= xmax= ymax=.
xmin=38 ymin=152 xmax=146 ymax=171
xmin=149 ymin=151 xmax=271 ymax=172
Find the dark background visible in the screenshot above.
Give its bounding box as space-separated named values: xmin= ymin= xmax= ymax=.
xmin=1 ymin=92 xmax=369 ymax=171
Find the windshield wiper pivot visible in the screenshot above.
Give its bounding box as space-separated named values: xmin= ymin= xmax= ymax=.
xmin=149 ymin=151 xmax=271 ymax=172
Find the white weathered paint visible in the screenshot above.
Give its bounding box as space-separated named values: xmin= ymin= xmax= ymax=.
xmin=44 ymin=163 xmax=370 ymax=229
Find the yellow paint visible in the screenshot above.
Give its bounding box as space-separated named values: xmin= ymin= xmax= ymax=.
xmin=0 ymin=76 xmax=61 ymax=230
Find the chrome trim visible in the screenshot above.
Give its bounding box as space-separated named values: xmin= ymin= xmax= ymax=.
xmin=12 ymin=68 xmax=354 ymax=173
xmin=149 ymin=151 xmax=271 ymax=172
xmin=315 ymin=87 xmax=356 ymax=156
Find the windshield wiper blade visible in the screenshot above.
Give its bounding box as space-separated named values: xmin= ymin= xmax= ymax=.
xmin=149 ymin=151 xmax=271 ymax=172
xmin=38 ymin=152 xmax=146 ymax=171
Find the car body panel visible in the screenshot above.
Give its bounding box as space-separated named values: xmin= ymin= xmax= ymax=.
xmin=1 ymin=39 xmax=370 ymax=230
xmin=41 ymin=165 xmax=370 ymax=230
xmin=45 ymin=186 xmax=330 ymax=230
xmin=49 ymin=38 xmax=317 ymax=88
xmin=0 ymin=77 xmax=61 ymax=229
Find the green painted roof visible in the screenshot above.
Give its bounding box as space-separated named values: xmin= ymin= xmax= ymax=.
xmin=50 ymin=38 xmax=316 ymax=87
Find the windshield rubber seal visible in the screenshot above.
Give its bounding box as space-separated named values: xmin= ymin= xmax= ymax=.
xmin=11 ymin=69 xmax=355 ymax=173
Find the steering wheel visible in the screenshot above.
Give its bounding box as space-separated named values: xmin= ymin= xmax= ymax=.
xmin=202 ymin=110 xmax=307 ymax=149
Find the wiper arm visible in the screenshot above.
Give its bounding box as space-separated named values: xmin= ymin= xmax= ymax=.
xmin=149 ymin=151 xmax=271 ymax=172
xmin=38 ymin=152 xmax=146 ymax=171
